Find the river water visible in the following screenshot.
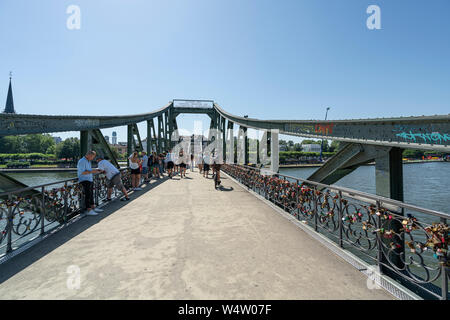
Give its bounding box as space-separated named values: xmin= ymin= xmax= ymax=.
xmin=5 ymin=162 xmax=449 ymax=214
xmin=280 ymin=162 xmax=450 ymax=215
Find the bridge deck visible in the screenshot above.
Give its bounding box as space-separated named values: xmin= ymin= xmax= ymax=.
xmin=0 ymin=171 xmax=393 ymax=299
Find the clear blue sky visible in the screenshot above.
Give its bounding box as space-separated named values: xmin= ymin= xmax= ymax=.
xmin=1 ymin=0 xmax=449 ymax=143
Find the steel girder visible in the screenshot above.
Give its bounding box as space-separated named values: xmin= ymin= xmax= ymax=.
xmin=213 ymin=103 xmax=450 ymax=151
xmin=80 ymin=129 xmax=119 ymax=168
xmin=2 ymin=100 xmax=449 ymax=151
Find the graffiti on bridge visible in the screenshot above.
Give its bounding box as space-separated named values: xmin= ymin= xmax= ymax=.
xmin=314 ymin=123 xmax=334 ymax=136
xmin=395 ymin=131 xmax=450 ymax=144
xmin=285 ymin=123 xmax=335 ymax=136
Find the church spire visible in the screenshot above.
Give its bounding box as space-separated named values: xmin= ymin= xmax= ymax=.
xmin=4 ymin=72 xmax=15 ymax=114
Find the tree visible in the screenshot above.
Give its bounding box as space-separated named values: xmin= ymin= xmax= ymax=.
xmin=23 ymin=134 xmax=55 ymax=154
xmin=56 ymin=138 xmax=80 ymax=162
xmin=329 ymin=140 xmax=340 ymax=153
xmin=301 ymin=139 xmax=321 ymax=145
xmin=0 ymin=135 xmax=26 ymax=153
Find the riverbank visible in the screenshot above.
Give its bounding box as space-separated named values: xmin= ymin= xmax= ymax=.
xmin=280 ymin=159 xmax=447 ymax=168
xmin=0 ymin=159 xmax=446 ymax=172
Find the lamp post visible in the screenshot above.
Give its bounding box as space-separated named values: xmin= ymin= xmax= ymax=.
xmin=320 ymin=107 xmax=330 ymax=162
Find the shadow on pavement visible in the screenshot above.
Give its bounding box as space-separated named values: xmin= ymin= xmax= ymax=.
xmin=0 ymin=174 xmax=174 ymax=285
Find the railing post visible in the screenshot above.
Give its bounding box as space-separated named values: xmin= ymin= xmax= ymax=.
xmin=41 ymin=186 xmax=45 ymax=235
xmin=94 ymin=176 xmax=99 ymax=206
xmin=376 ymin=200 xmax=384 ymax=275
xmin=440 ymin=217 xmax=448 ymax=300
xmin=296 ymin=179 xmax=300 ymax=220
xmin=313 ymin=187 xmax=318 ymax=232
xmin=63 ymin=182 xmax=68 ymax=225
xmin=338 ymin=190 xmax=344 ymax=248
xmin=6 ymin=194 xmax=13 ymax=253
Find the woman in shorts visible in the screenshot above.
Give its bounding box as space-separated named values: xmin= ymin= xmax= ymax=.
xmin=129 ymin=151 xmax=142 ymax=191
xmin=165 ymin=150 xmax=175 ymax=178
xmin=179 ymin=149 xmax=186 ymax=178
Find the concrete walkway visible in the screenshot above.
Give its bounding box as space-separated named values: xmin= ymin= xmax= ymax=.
xmin=0 ymin=170 xmax=394 ymax=299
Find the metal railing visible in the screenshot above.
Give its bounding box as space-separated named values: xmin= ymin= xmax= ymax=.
xmin=0 ymin=169 xmax=132 ymax=259
xmin=222 ymin=164 xmax=449 ymax=300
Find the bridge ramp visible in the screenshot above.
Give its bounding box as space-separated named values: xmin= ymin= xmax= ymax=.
xmin=0 ymin=171 xmax=393 ymax=299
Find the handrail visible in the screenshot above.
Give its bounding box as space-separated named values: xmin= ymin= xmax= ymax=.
xmin=223 ymin=163 xmax=449 ymax=300
xmin=240 ymin=164 xmax=450 ymax=219
xmin=0 ymin=168 xmax=129 ymax=198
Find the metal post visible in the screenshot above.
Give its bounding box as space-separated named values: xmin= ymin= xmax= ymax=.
xmin=295 ymin=179 xmax=300 ymax=219
xmin=376 ymin=200 xmax=384 ymax=275
xmin=94 ymin=176 xmax=99 ymax=206
xmin=243 ymin=127 xmax=249 ymax=165
xmin=63 ymin=182 xmax=68 ymax=224
xmin=147 ymin=120 xmax=152 ymax=155
xmin=127 ymin=124 xmax=133 ymax=167
xmin=270 ymin=129 xmax=279 ymax=173
xmin=157 ymin=115 xmax=163 ymax=153
xmin=441 ymin=217 xmax=448 ymax=300
xmin=313 ymin=187 xmax=318 ymax=232
xmin=338 ymin=190 xmax=344 ymax=248
xmin=320 ymin=107 xmax=330 ymax=162
xmin=6 ymin=194 xmax=13 ymax=253
xmin=41 ymin=186 xmax=45 ymax=235
xmin=375 ymin=147 xmax=405 ymax=275
xmin=80 ymin=130 xmax=92 ymax=159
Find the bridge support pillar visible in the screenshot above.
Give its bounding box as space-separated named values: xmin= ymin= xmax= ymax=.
xmin=243 ymin=127 xmax=249 ymax=165
xmin=80 ymin=130 xmax=92 ymax=158
xmin=375 ymin=147 xmax=405 ymax=276
xmin=375 ymin=147 xmax=404 ymax=201
xmin=127 ymin=125 xmax=133 ymax=166
xmin=226 ymin=122 xmax=234 ymax=164
xmin=270 ymin=129 xmax=279 ymax=173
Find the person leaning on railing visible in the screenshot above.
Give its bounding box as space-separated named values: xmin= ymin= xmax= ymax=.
xmin=77 ymin=150 xmax=104 ymax=216
xmin=96 ymin=155 xmax=130 ymax=202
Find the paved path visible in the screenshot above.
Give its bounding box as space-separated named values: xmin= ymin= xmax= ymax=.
xmin=0 ymin=170 xmax=394 ymax=299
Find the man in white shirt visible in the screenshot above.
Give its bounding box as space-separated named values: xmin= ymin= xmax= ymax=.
xmin=141 ymin=151 xmax=149 ymax=183
xmin=96 ymin=156 xmax=130 ymax=201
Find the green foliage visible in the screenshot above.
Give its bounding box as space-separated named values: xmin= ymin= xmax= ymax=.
xmin=56 ymin=138 xmax=80 ymax=161
xmin=402 ymin=149 xmax=423 ymax=159
xmin=0 ymin=153 xmax=55 ymax=164
xmin=279 ymin=151 xmax=335 ymax=162
xmin=6 ymin=161 xmax=30 ymax=168
xmin=0 ymin=134 xmax=56 ymax=154
xmin=329 ymin=140 xmax=340 ymax=152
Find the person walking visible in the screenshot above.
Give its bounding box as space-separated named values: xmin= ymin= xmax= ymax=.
xmin=77 ymin=150 xmax=104 ymax=216
xmin=179 ymin=149 xmax=187 ymax=178
xmin=165 ymin=149 xmax=175 ymax=178
xmin=190 ymin=153 xmax=195 ymax=172
xmin=96 ymin=156 xmax=130 ymax=201
xmin=129 ymin=151 xmax=142 ymax=191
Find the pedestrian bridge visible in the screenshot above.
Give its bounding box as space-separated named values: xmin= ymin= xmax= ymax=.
xmin=0 ymin=170 xmax=394 ymax=299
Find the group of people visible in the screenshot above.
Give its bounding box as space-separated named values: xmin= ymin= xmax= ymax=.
xmin=128 ymin=151 xmax=166 ymax=190
xmin=77 ymin=149 xmax=223 ymax=216
xmin=77 ymin=150 xmax=130 ymax=216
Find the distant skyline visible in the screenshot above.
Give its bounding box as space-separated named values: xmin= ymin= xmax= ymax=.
xmin=1 ymin=0 xmax=449 ymax=143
